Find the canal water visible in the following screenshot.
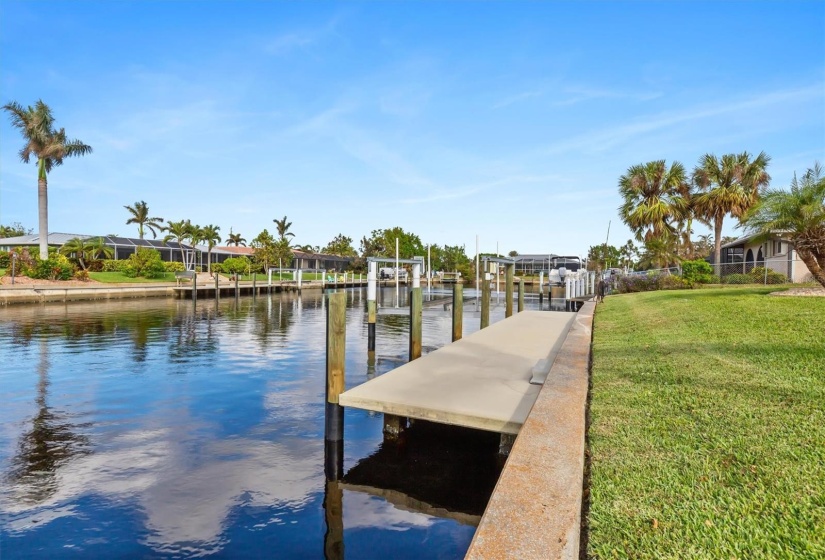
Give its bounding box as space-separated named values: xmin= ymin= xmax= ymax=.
xmin=0 ymin=287 xmax=542 ymax=559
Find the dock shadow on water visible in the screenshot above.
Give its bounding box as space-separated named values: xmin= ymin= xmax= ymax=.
xmin=0 ymin=287 xmax=521 ymax=559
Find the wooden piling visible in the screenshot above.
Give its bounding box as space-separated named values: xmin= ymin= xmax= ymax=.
xmin=481 ymin=277 xmax=490 ymax=329
xmin=409 ymin=287 xmax=422 ymax=361
xmin=505 ymin=264 xmax=514 ymax=318
xmin=192 ymin=271 xmax=197 ymax=302
xmin=518 ymin=279 xmax=525 ymax=312
xmin=252 ymin=274 xmax=257 ymax=297
xmin=452 ymin=282 xmax=463 ymax=342
xmin=367 ymin=300 xmax=376 ymax=352
xmin=215 ymin=273 xmax=219 ymax=300
xmin=326 ymin=291 xmax=346 ymax=443
xmin=235 ymin=274 xmax=240 ymax=299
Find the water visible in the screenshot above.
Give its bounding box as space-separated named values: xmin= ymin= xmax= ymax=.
xmin=0 ymin=287 xmax=535 ymax=559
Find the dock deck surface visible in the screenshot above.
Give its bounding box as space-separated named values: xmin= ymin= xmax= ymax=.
xmin=338 ymin=310 xmax=575 ymax=434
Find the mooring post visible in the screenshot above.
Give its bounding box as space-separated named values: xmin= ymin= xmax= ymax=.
xmin=367 ymin=261 xmax=377 ymax=356
xmin=505 ymin=263 xmax=514 ymax=318
xmin=538 ymin=270 xmax=544 ymax=307
xmin=518 ymin=279 xmax=525 ymax=312
xmin=253 ymin=273 xmax=257 ymax=297
xmin=235 ymin=273 xmax=240 ymax=299
xmin=192 ymin=271 xmax=198 ymax=302
xmin=481 ymin=275 xmax=490 ymax=329
xmin=452 ymin=282 xmax=463 ymax=342
xmin=410 ymin=286 xmax=422 ymax=361
xmin=326 ymin=291 xmax=346 ymax=444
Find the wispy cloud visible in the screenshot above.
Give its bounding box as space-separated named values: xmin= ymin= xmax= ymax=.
xmin=264 ymin=16 xmax=341 ymax=55
xmin=397 ymin=174 xmax=560 ymax=205
xmin=492 ymin=89 xmax=545 ymax=109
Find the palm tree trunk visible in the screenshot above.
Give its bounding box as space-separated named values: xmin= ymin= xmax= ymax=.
xmin=207 ymin=248 xmax=212 ymax=275
xmin=797 ymin=248 xmax=825 ymax=289
xmin=38 ymin=175 xmax=49 ymax=260
xmin=713 ymin=215 xmax=724 ymax=267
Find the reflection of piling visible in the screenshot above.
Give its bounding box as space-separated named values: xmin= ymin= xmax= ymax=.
xmin=323 ymin=477 xmax=344 ymax=560
xmin=409 ymin=287 xmax=422 ymax=361
xmin=234 ymin=274 xmax=240 ymax=299
xmin=505 ymin=263 xmax=514 ymax=318
xmin=215 ymin=274 xmax=219 ymax=300
xmin=518 ymin=279 xmax=524 ymax=312
xmin=325 ymin=292 xmax=346 ymax=444
xmin=538 ymin=271 xmax=544 ymax=308
xmin=452 ymin=283 xmax=463 ymax=342
xmin=192 ymin=272 xmax=198 ymax=302
xmin=252 ymin=274 xmax=257 ymax=297
xmin=480 ymin=277 xmax=490 ymax=329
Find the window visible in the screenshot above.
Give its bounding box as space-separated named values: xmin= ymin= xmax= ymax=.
xmin=773 ymin=240 xmax=784 ymax=255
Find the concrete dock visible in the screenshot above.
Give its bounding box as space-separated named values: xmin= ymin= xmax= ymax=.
xmin=338 ymin=310 xmax=576 ymax=435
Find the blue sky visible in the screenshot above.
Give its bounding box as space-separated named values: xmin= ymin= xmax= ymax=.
xmin=1 ymin=1 xmax=823 ymax=257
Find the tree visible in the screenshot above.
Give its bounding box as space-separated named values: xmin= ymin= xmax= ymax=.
xmin=200 ymin=224 xmax=221 ymax=274
xmin=741 ymin=163 xmax=825 ymax=288
xmin=0 ymin=222 xmax=31 ymax=238
xmin=227 ymin=232 xmax=246 ymax=247
xmin=638 ymin=234 xmax=681 ymax=270
xmin=619 ymin=160 xmax=688 ymax=243
xmin=251 ymin=229 xmax=277 ymax=273
xmin=3 ymin=100 xmax=92 ymax=259
xmin=273 ymin=216 xmax=295 ymax=243
xmin=619 ymin=239 xmax=640 ymax=270
xmin=587 ymin=244 xmax=622 ymax=271
xmin=508 ymin=250 xmax=519 ymax=257
xmin=322 ymin=234 xmax=357 ymax=257
xmin=297 ymin=244 xmax=320 ymax=253
xmin=693 ymin=151 xmax=771 ymax=265
xmin=59 ymin=237 xmax=112 ymax=270
xmin=124 ymin=200 xmax=164 ymax=239
xmin=163 ymin=220 xmax=193 ymax=268
xmin=693 ymin=234 xmax=714 ymax=260
xmin=359 ymin=227 xmax=424 ymax=259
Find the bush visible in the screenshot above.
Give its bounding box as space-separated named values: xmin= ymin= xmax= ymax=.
xmin=222 ymin=256 xmax=250 ymax=275
xmin=27 ymin=254 xmax=75 ymax=280
xmin=681 ymin=260 xmax=714 ymax=285
xmin=0 ymin=251 xmax=9 ymax=268
xmin=74 ymin=269 xmax=90 ymax=282
xmin=163 ymin=261 xmax=186 ymax=272
xmin=101 ymin=259 xmax=129 ymax=272
xmin=211 ymin=262 xmax=224 ymax=274
xmin=722 ymin=273 xmax=752 ymax=285
xmin=124 ymin=248 xmax=166 ymax=278
xmin=615 ymin=272 xmax=689 ymax=293
xmin=750 ymin=267 xmax=787 ymax=284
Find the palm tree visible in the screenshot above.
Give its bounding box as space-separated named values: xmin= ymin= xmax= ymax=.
xmin=59 ymin=237 xmax=113 ymax=270
xmin=618 ymin=160 xmax=688 ymax=243
xmin=227 ymin=232 xmax=246 ymax=247
xmin=693 ymin=151 xmax=771 ymax=266
xmin=273 ymin=215 xmax=295 ymax=243
xmin=200 ymin=224 xmax=221 ymax=275
xmin=163 ymin=220 xmax=192 ymax=268
xmin=638 ymin=234 xmax=681 ymax=270
xmin=124 ymin=200 xmax=164 ymax=239
xmin=3 ymin=100 xmax=93 ymax=259
xmin=742 ymin=163 xmax=825 ymax=288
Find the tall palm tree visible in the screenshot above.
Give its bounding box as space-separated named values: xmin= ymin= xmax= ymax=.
xmin=163 ymin=220 xmax=192 ymax=268
xmin=3 ymin=100 xmax=92 ymax=259
xmin=742 ymin=163 xmax=825 ymax=288
xmin=60 ymin=237 xmax=113 ymax=270
xmin=273 ymin=216 xmax=295 ymax=243
xmin=227 ymin=232 xmax=246 ymax=247
xmin=124 ymin=200 xmax=164 ymax=239
xmin=693 ymin=151 xmax=771 ymax=266
xmin=200 ymin=224 xmax=221 ymax=275
xmin=618 ymin=160 xmax=688 ymax=243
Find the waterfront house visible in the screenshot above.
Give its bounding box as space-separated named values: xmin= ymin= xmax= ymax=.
xmin=720 ymin=232 xmax=813 ymax=282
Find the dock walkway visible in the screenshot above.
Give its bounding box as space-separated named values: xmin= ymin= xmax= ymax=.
xmin=338 ymin=310 xmax=575 ymax=434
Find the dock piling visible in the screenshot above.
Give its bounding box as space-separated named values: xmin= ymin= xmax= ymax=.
xmin=518 ymin=279 xmax=524 ymax=312
xmin=235 ymin=274 xmax=240 ymax=299
xmin=192 ymin=271 xmax=197 ymax=302
xmin=410 ymin=287 xmax=422 ymax=361
xmin=480 ymin=276 xmax=490 ymax=329
xmin=452 ymin=283 xmax=463 ymax=342
xmin=215 ymin=274 xmax=219 ymax=300
xmin=325 ymin=292 xmax=346 ymax=443
xmin=367 ymin=261 xmax=377 ymax=354
xmin=505 ymin=264 xmax=514 ymax=318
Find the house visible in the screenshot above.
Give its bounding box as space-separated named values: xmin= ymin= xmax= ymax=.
xmin=512 ymin=254 xmax=582 ymax=275
xmin=720 ymin=232 xmax=813 ymax=282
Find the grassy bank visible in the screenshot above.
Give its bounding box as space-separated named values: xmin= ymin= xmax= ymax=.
xmin=588 ymin=287 xmax=824 ymax=559
xmin=89 ymin=272 xmax=177 ymax=283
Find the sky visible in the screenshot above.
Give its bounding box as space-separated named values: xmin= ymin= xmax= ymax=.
xmin=1 ymin=1 xmax=823 ymax=258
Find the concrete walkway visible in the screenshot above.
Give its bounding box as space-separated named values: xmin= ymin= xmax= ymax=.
xmin=338 ymin=310 xmax=576 ymax=434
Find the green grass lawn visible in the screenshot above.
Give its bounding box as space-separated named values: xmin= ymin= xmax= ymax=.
xmin=588 ymin=287 xmax=825 ymax=559
xmin=89 ymin=272 xmax=177 ymax=283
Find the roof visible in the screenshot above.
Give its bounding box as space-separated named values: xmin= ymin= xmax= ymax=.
xmin=721 ymin=231 xmax=790 ymax=249
xmin=0 ymin=233 xmax=93 ymax=245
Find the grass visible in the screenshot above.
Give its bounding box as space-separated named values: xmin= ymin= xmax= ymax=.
xmin=588 ymin=286 xmax=825 ymax=559
xmin=88 ymin=272 xmax=177 ymax=283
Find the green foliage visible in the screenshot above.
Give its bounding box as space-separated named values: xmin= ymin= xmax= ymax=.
xmin=101 ymin=259 xmax=129 ymax=272
xmin=222 ymin=256 xmax=250 ymax=274
xmin=360 ymin=227 xmax=425 ymax=260
xmin=163 ymin=261 xmax=186 ymax=272
xmin=0 ymin=251 xmax=9 ymax=268
xmin=0 ymin=222 xmax=31 ymax=238
xmin=618 ymin=160 xmax=688 ymax=243
xmin=123 ymin=248 xmax=165 ymax=278
xmin=587 ymin=244 xmax=623 ymax=271
xmin=74 ymin=269 xmax=90 ymax=281
xmin=124 ymin=200 xmax=164 ymax=239
xmin=721 ymin=273 xmax=753 ymax=285
xmin=27 ymin=254 xmax=75 ymax=280
xmin=680 ymin=259 xmax=714 ymax=284
xmin=750 ymin=267 xmax=787 ymax=284
xmin=322 ymin=234 xmax=358 ymax=257
xmin=615 ymin=273 xmax=688 ymax=293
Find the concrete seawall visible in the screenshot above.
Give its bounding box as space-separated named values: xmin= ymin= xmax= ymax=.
xmin=466 ymin=301 xmax=594 ymax=560
xmin=0 ymin=285 xmax=176 ymax=305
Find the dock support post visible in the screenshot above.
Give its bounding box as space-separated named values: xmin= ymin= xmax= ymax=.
xmin=452 ymin=282 xmax=463 ymax=342
xmin=367 ymin=261 xmax=377 ymax=355
xmin=253 ymin=273 xmax=257 ymax=297
xmin=518 ymin=279 xmax=524 ymax=313
xmin=480 ymin=275 xmax=490 ymax=329
xmin=192 ymin=271 xmax=197 ymax=302
xmin=538 ymin=271 xmax=544 ymax=307
xmin=499 ymin=433 xmax=516 ymax=459
xmin=409 ymin=286 xmax=422 ymax=361
xmin=325 ymin=291 xmax=346 ymax=445
xmin=235 ymin=274 xmax=240 ymax=299
xmin=505 ymin=263 xmax=514 ymax=318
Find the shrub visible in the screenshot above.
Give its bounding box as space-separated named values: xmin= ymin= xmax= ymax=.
xmin=749 ymin=267 xmax=787 ymax=284
xmin=222 ymin=256 xmax=250 ymax=275
xmin=74 ymin=269 xmax=90 ymax=282
xmin=0 ymin=251 xmax=9 ymax=268
xmin=163 ymin=261 xmax=186 ymax=272
xmin=681 ymin=260 xmax=714 ymax=285
xmin=722 ymin=273 xmax=752 ymax=285
xmin=211 ymin=262 xmax=224 ymax=274
xmin=27 ymin=254 xmax=75 ymax=280
xmin=124 ymin=248 xmax=166 ymax=278
xmin=615 ymin=272 xmax=689 ymax=293
xmin=101 ymin=259 xmax=129 ymax=273
xmin=86 ymin=260 xmax=105 ymax=272
xmin=658 ymin=274 xmax=689 ymax=290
